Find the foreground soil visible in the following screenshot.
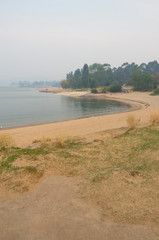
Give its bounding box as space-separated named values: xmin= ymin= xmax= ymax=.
xmin=0 ymin=176 xmax=158 ymax=240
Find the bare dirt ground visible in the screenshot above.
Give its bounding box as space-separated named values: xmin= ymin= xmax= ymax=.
xmin=0 ymin=176 xmax=158 ymax=240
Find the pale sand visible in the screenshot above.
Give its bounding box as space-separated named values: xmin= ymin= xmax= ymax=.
xmin=57 ymin=90 xmax=89 ymax=97
xmin=1 ymin=176 xmax=157 ymax=240
xmin=1 ymin=92 xmax=159 ymax=147
xmin=39 ymin=88 xmax=89 ymax=97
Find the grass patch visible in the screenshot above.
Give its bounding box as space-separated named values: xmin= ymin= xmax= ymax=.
xmin=20 ymin=147 xmax=49 ymax=155
xmin=25 ymin=166 xmax=38 ymax=174
xmin=0 ymin=147 xmax=49 ymax=174
xmin=0 ymin=126 xmax=159 ymax=224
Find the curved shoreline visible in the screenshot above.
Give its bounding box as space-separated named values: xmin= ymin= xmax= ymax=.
xmin=82 ymin=93 xmax=144 ymax=112
xmin=0 ymin=93 xmax=141 ymax=130
xmin=0 ymin=91 xmax=158 ymax=147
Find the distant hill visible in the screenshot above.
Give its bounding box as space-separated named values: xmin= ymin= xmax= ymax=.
xmin=11 ymin=80 xmax=60 ymax=88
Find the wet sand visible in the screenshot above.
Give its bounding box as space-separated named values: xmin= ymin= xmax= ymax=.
xmin=1 ymin=91 xmax=159 ymax=147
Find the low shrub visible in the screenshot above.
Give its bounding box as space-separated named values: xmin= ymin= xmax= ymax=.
xmin=55 ymin=136 xmax=67 ymax=148
xmin=101 ymin=87 xmax=108 ymax=93
xmin=109 ymin=82 xmax=122 ymax=93
xmin=91 ymin=88 xmax=98 ymax=94
xmin=0 ymin=134 xmax=14 ymax=150
xmin=127 ymin=114 xmax=138 ymax=129
xmin=150 ymin=111 xmax=159 ymax=124
xmin=151 ymin=88 xmax=159 ymax=96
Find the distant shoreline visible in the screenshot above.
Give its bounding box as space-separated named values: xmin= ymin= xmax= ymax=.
xmin=0 ymin=91 xmax=134 ymax=130
xmin=39 ymin=88 xmax=143 ymax=112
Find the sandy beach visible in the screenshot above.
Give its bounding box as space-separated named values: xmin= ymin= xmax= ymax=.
xmin=1 ymin=91 xmax=159 ymax=147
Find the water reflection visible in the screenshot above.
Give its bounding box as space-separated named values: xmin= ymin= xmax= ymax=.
xmin=60 ymin=96 xmax=130 ymax=117
xmin=0 ymin=88 xmax=130 ymax=128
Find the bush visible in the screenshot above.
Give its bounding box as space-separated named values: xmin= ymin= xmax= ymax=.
xmin=91 ymin=88 xmax=98 ymax=94
xmin=151 ymin=88 xmax=159 ymax=96
xmin=127 ymin=114 xmax=138 ymax=129
xmin=109 ymin=82 xmax=122 ymax=93
xmin=131 ymin=68 xmax=154 ymax=91
xmin=101 ymin=87 xmax=108 ymax=93
xmin=0 ymin=134 xmax=14 ymax=149
xmin=150 ymin=111 xmax=159 ymax=124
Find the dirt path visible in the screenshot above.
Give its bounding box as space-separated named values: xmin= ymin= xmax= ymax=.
xmin=0 ymin=176 xmax=157 ymax=240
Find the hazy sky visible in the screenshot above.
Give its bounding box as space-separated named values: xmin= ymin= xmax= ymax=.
xmin=0 ymin=0 xmax=159 ymax=84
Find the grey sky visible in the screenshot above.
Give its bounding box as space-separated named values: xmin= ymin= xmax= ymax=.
xmin=0 ymin=0 xmax=159 ymax=84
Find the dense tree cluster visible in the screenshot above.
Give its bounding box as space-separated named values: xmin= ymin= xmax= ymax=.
xmin=130 ymin=66 xmax=155 ymax=91
xmin=61 ymin=61 xmax=159 ymax=92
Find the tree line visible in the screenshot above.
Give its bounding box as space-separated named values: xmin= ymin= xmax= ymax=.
xmin=60 ymin=61 xmax=159 ymax=92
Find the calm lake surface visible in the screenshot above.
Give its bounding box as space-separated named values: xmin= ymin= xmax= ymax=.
xmin=0 ymin=87 xmax=130 ymax=128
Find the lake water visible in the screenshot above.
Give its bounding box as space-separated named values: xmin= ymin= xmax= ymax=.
xmin=0 ymin=87 xmax=130 ymax=128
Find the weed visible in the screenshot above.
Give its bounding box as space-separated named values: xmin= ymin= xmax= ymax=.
xmin=0 ymin=134 xmax=14 ymax=150
xmin=25 ymin=166 xmax=44 ymax=178
xmin=55 ymin=136 xmax=66 ymax=148
xmin=25 ymin=166 xmax=37 ymax=174
xmin=150 ymin=111 xmax=159 ymax=125
xmin=54 ymin=136 xmax=83 ymax=149
xmin=126 ymin=114 xmax=139 ymax=129
xmin=92 ymin=173 xmax=105 ymax=182
xmin=130 ymin=170 xmax=140 ymax=177
xmin=41 ymin=137 xmax=52 ymax=145
xmin=32 ymin=137 xmax=52 ymax=147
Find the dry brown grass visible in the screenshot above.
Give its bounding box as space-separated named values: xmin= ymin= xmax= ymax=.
xmin=0 ymin=134 xmax=14 ymax=149
xmin=1 ymin=127 xmax=159 ymax=225
xmin=40 ymin=137 xmax=52 ymax=145
xmin=150 ymin=111 xmax=159 ymax=125
xmin=32 ymin=135 xmax=71 ymax=148
xmin=32 ymin=137 xmax=52 ymax=146
xmin=55 ymin=136 xmax=69 ymax=148
xmin=126 ymin=114 xmax=139 ymax=129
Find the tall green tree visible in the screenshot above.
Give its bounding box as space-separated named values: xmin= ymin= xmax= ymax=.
xmin=74 ymin=69 xmax=82 ymax=88
xmin=60 ymin=79 xmax=69 ymax=88
xmin=89 ymin=77 xmax=99 ymax=88
xmin=130 ymin=66 xmax=143 ymax=91
xmin=130 ymin=66 xmax=154 ymax=91
xmin=82 ymin=64 xmax=89 ymax=88
xmin=89 ymin=63 xmax=105 ymax=73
